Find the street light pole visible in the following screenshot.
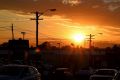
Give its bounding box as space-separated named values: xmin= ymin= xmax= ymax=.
xmin=31 ymin=9 xmax=56 ymax=48
xmin=21 ymin=32 xmax=26 ymax=40
xmin=36 ymin=11 xmax=39 ymax=47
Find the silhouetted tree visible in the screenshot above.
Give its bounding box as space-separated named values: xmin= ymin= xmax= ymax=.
xmin=105 ymin=45 xmax=120 ymax=67
xmin=39 ymin=41 xmax=51 ymax=50
xmin=0 ymin=42 xmax=9 ymax=49
xmin=112 ymin=44 xmax=120 ymax=53
xmin=61 ymin=45 xmax=71 ymax=50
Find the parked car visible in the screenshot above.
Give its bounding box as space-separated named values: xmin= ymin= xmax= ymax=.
xmin=75 ymin=69 xmax=91 ymax=80
xmin=90 ymin=69 xmax=118 ymax=80
xmin=54 ymin=68 xmax=73 ymax=80
xmin=0 ymin=64 xmax=41 ymax=80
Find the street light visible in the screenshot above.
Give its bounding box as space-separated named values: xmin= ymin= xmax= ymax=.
xmin=21 ymin=32 xmax=26 ymax=40
xmin=31 ymin=9 xmax=56 ymax=47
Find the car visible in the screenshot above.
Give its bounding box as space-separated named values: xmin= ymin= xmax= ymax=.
xmin=90 ymin=69 xmax=119 ymax=80
xmin=0 ymin=64 xmax=41 ymax=80
xmin=93 ymin=69 xmax=118 ymax=76
xmin=75 ymin=69 xmax=91 ymax=80
xmin=54 ymin=68 xmax=73 ymax=80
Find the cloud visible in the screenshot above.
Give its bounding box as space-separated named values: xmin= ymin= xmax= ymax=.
xmin=0 ymin=9 xmax=120 ymax=45
xmin=108 ymin=5 xmax=120 ymax=11
xmin=103 ymin=0 xmax=120 ymax=3
xmin=0 ymin=0 xmax=120 ymax=27
xmin=62 ymin=0 xmax=82 ymax=6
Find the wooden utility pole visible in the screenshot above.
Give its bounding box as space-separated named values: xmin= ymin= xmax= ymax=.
xmin=31 ymin=11 xmax=43 ymax=47
xmin=31 ymin=9 xmax=56 ymax=48
xmin=87 ymin=34 xmax=95 ymax=66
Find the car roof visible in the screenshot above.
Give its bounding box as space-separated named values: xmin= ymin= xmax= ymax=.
xmin=56 ymin=68 xmax=69 ymax=70
xmin=91 ymin=68 xmax=118 ymax=77
xmin=1 ymin=64 xmax=33 ymax=68
xmin=97 ymin=68 xmax=117 ymax=70
xmin=95 ymin=69 xmax=118 ymax=72
xmin=90 ymin=74 xmax=114 ymax=78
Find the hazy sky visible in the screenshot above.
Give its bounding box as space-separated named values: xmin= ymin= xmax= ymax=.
xmin=0 ymin=0 xmax=120 ymax=46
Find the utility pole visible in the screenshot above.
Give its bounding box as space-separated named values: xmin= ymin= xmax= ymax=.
xmin=35 ymin=12 xmax=39 ymax=48
xmin=31 ymin=11 xmax=43 ymax=48
xmin=31 ymin=9 xmax=56 ymax=48
xmin=21 ymin=32 xmax=26 ymax=40
xmin=88 ymin=34 xmax=95 ymax=49
xmin=11 ymin=24 xmax=14 ymax=40
xmin=36 ymin=12 xmax=39 ymax=48
xmin=87 ymin=34 xmax=95 ymax=67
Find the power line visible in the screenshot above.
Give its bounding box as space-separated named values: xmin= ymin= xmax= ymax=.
xmin=0 ymin=26 xmax=58 ymax=40
xmin=0 ymin=25 xmax=64 ymax=39
xmin=0 ymin=26 xmax=11 ymax=30
xmin=0 ymin=30 xmax=8 ymax=31
xmin=0 ymin=24 xmax=69 ymax=42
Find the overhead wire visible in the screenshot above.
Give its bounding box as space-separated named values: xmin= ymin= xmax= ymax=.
xmin=0 ymin=24 xmax=69 ymax=41
xmin=0 ymin=16 xmax=81 ymax=41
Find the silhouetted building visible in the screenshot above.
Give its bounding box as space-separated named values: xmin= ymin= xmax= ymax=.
xmin=8 ymin=38 xmax=29 ymax=61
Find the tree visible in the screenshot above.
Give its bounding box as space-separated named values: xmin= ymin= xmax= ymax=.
xmin=38 ymin=41 xmax=51 ymax=50
xmin=0 ymin=42 xmax=9 ymax=49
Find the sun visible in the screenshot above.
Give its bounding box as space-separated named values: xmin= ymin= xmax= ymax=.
xmin=72 ymin=34 xmax=85 ymax=43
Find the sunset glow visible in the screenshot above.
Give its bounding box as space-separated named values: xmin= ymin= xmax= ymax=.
xmin=72 ymin=34 xmax=85 ymax=44
xmin=0 ymin=0 xmax=120 ymax=47
xmin=1 ymin=0 xmax=120 ymax=72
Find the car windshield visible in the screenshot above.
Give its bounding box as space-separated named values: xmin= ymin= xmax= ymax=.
xmin=95 ymin=70 xmax=116 ymax=76
xmin=0 ymin=66 xmax=25 ymax=76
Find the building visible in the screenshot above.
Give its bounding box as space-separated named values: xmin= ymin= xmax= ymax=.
xmin=8 ymin=38 xmax=29 ymax=61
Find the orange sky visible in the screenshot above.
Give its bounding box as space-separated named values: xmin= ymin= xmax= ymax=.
xmin=0 ymin=0 xmax=120 ymax=47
